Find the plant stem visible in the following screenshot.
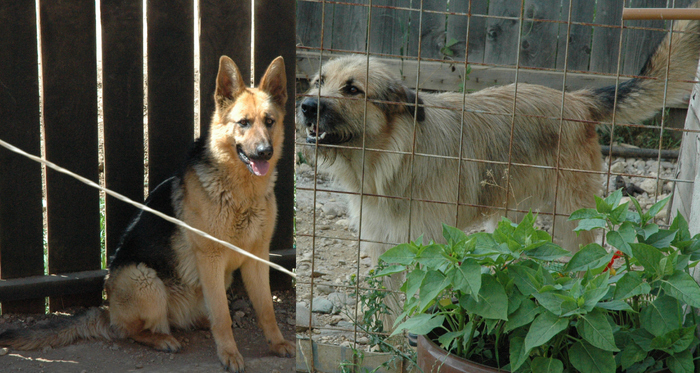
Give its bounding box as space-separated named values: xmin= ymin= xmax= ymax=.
xmin=463 ymin=315 xmax=480 ymax=358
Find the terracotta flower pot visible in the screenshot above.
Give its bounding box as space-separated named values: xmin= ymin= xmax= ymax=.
xmin=417 ymin=334 xmax=504 ymax=373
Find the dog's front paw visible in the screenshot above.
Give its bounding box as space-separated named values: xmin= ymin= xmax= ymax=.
xmin=218 ymin=347 xmax=245 ymax=372
xmin=270 ymin=339 xmax=295 ymax=358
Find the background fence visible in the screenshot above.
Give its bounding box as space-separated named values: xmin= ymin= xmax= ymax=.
xmin=0 ymin=0 xmax=296 ymax=314
xmin=297 ymin=0 xmax=695 ymax=95
xmin=294 ymin=1 xmax=700 ymax=372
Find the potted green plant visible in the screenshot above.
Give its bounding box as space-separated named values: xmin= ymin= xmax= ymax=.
xmin=376 ymin=189 xmax=700 ymax=373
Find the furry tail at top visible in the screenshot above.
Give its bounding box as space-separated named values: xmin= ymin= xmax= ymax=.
xmin=0 ymin=307 xmax=119 ymax=350
xmin=591 ymin=1 xmax=700 ymax=125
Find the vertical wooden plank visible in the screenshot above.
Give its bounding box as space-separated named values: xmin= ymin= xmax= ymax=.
xmin=329 ymin=0 xmax=368 ymax=53
xmin=101 ymin=0 xmax=144 ymax=259
xmin=369 ymin=0 xmax=418 ymax=57
xmin=556 ymin=0 xmax=594 ymax=71
xmin=199 ymin=0 xmax=251 ymax=136
xmin=622 ymin=0 xmax=666 ymax=75
xmin=447 ymin=0 xmax=488 ymax=64
xmin=296 ymin=0 xmax=332 ymax=51
xmin=589 ymin=0 xmax=623 ymax=74
xmin=518 ymin=0 xmax=560 ymax=68
xmin=419 ymin=0 xmax=447 ymax=60
xmin=254 ymin=0 xmax=295 ymax=288
xmin=40 ymin=1 xmax=102 ymax=311
xmin=0 ymin=2 xmax=45 ymax=314
xmin=147 ymin=0 xmax=194 ymax=190
xmin=484 ymin=0 xmax=521 ymax=66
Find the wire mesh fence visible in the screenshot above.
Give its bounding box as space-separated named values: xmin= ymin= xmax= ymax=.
xmin=294 ymin=0 xmax=700 ymax=371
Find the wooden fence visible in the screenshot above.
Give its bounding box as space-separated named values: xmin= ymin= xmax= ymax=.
xmin=296 ymin=0 xmax=695 ymax=91
xmin=0 ymin=0 xmax=295 ymax=314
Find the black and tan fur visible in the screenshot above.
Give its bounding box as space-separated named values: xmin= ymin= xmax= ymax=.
xmin=0 ymin=56 xmax=294 ymax=371
xmin=297 ymin=8 xmax=700 ymax=323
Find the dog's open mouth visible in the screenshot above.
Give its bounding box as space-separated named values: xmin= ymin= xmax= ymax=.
xmin=306 ymin=127 xmax=351 ymax=145
xmin=236 ymin=146 xmax=270 ymax=176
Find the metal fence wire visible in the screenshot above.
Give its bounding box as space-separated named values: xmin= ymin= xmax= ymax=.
xmin=294 ymin=0 xmax=700 ymax=372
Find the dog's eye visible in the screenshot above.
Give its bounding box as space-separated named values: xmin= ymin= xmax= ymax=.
xmin=345 ymin=85 xmax=363 ymax=96
xmin=265 ymin=118 xmax=275 ymax=127
xmin=238 ymin=119 xmax=250 ymax=128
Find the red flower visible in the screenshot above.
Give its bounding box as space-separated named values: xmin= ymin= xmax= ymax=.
xmin=604 ymin=251 xmax=624 ymax=273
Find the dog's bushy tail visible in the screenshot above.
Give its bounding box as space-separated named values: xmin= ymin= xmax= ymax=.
xmin=0 ymin=307 xmax=119 ymax=350
xmin=591 ymin=2 xmax=700 ymax=124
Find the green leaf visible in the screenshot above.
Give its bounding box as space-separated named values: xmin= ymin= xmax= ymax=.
xmin=605 ymin=189 xmax=623 ymax=207
xmin=574 ymin=218 xmax=607 ymax=232
xmin=630 ymin=243 xmax=663 ymax=276
xmin=524 ymin=311 xmax=569 ymax=351
xmin=614 ymin=272 xmax=651 ymax=300
xmin=666 ymin=349 xmax=694 ymax=373
xmin=533 ymin=290 xmax=571 ymax=316
xmin=629 ymin=328 xmax=656 ymax=351
xmin=569 ymin=208 xmax=603 ymax=220
xmin=509 ymin=263 xmax=542 ymax=296
xmin=644 ymin=229 xmax=677 ymax=250
xmin=390 ymin=313 xmax=445 ymax=337
xmin=402 ymin=268 xmax=426 ymax=299
xmin=437 ymin=329 xmax=466 ymax=351
xmin=670 ymin=214 xmax=691 ymax=243
xmin=607 ymin=230 xmax=632 ymax=257
xmin=460 ymin=274 xmax=508 ymax=320
xmin=509 ymin=336 xmax=529 ymax=372
xmin=416 ymin=244 xmax=449 ymax=269
xmin=659 ymin=270 xmax=700 ymax=308
xmin=582 ymin=281 xmax=611 ymax=312
xmin=564 ymin=244 xmax=613 ymax=272
xmin=379 ymin=243 xmax=417 ymax=265
xmin=504 ymin=299 xmax=541 ymax=333
xmin=609 ymin=201 xmax=630 ymax=225
xmin=578 ymin=309 xmax=619 ymax=351
xmin=372 ymin=265 xmax=406 ymax=277
xmin=650 ymin=326 xmax=696 ymax=354
xmin=596 ymin=299 xmax=634 ymax=311
xmin=639 ymin=295 xmax=682 ymax=337
xmin=619 ymin=341 xmax=647 ymax=370
xmin=595 ymin=195 xmax=612 ymax=214
xmin=568 ymin=340 xmax=616 ymax=373
xmin=447 ymin=259 xmax=481 ymax=298
xmin=442 ymin=224 xmax=467 ymax=246
xmin=640 ymin=223 xmax=659 ymax=240
xmin=418 ymin=270 xmax=450 ymax=312
xmin=531 ymin=357 xmax=563 ymax=373
xmin=525 ymin=242 xmax=571 ymax=261
xmin=646 ymin=194 xmax=670 ymax=220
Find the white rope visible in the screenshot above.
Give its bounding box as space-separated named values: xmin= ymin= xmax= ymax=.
xmin=0 ymin=138 xmax=296 ymax=279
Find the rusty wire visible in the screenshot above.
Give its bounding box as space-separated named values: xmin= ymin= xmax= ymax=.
xmin=295 ymin=0 xmax=699 ymax=367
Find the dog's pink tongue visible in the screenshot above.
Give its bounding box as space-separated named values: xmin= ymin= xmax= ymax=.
xmin=250 ymin=160 xmax=270 ymax=176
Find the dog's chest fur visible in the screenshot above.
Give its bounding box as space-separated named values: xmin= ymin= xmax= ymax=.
xmin=185 ymin=162 xmax=274 ymax=245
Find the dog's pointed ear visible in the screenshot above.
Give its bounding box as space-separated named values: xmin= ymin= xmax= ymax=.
xmin=258 ymin=56 xmax=287 ymax=107
xmin=383 ymin=83 xmax=425 ymax=122
xmin=215 ymin=56 xmax=246 ymax=107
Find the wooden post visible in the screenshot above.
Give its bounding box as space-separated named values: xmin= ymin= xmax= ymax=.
xmin=671 ymin=64 xmax=700 ymax=235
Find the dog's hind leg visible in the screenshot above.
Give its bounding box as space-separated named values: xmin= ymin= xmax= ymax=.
xmin=106 ymin=264 xmax=181 ymax=352
xmin=552 ymin=173 xmax=599 ymax=254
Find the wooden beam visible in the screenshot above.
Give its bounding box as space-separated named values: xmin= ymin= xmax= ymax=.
xmin=295 ymin=51 xmax=689 ymax=108
xmin=0 ymin=251 xmax=296 ymax=302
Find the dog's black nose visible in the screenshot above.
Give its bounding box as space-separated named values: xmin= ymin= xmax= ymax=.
xmin=300 ymin=98 xmax=322 ymax=121
xmin=254 ymin=144 xmax=273 ymax=160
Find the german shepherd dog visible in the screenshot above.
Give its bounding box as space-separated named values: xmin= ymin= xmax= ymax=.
xmin=297 ymin=10 xmax=700 ymax=323
xmin=0 ymin=56 xmax=295 ymax=371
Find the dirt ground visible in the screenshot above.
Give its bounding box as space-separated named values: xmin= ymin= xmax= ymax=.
xmin=0 ymin=289 xmax=296 ymax=373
